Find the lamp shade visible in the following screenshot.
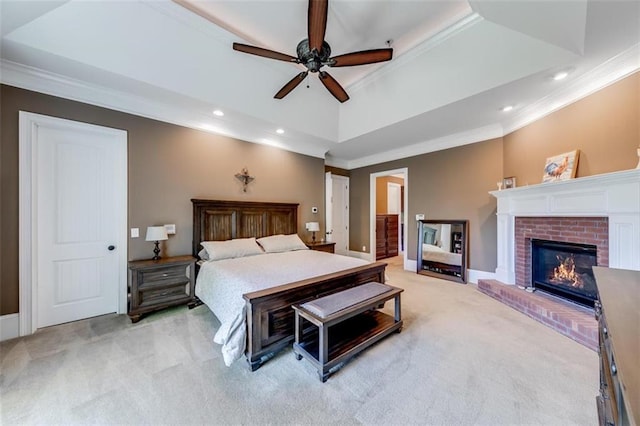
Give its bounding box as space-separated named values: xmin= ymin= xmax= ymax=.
xmin=306 ymin=222 xmax=320 ymax=232
xmin=145 ymin=226 xmax=168 ymax=242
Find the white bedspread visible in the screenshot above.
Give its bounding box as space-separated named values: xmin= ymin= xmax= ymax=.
xmin=195 ymin=250 xmax=369 ymax=366
xmin=422 ymin=243 xmax=462 ymax=266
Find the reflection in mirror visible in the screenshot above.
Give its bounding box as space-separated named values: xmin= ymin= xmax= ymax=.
xmin=417 ymin=220 xmax=468 ymax=284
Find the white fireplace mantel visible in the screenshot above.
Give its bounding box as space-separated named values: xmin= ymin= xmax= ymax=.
xmin=490 ymin=169 xmax=640 ymax=284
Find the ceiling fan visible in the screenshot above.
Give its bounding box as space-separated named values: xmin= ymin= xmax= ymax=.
xmin=232 ymin=0 xmax=393 ymax=103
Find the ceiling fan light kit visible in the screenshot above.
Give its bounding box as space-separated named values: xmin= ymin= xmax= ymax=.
xmin=232 ymin=0 xmax=393 ymax=103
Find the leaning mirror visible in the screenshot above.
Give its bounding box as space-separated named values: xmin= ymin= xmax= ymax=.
xmin=417 ymin=220 xmax=468 ymax=284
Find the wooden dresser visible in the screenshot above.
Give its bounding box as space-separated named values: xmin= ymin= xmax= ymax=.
xmin=592 ymin=267 xmax=639 ymax=426
xmin=376 ymin=214 xmax=398 ymax=260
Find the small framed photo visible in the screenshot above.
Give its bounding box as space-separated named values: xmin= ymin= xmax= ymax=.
xmin=503 ymin=176 xmax=516 ymax=189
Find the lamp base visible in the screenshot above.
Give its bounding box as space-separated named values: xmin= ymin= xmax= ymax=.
xmin=311 ymin=232 xmax=316 ymax=243
xmin=152 ymin=241 xmax=161 ymax=261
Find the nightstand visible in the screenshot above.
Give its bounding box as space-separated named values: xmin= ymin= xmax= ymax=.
xmin=306 ymin=241 xmax=336 ymax=253
xmin=127 ymin=255 xmax=196 ymax=323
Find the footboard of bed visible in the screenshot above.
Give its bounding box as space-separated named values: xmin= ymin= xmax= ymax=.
xmin=242 ymin=261 xmax=387 ymax=371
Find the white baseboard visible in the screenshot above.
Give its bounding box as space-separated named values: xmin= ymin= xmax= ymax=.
xmin=1 ymin=314 xmax=20 ymax=342
xmin=405 ymin=259 xmax=417 ymax=271
xmin=410 ymin=261 xmax=495 ymax=284
xmin=468 ymin=269 xmax=496 ymax=284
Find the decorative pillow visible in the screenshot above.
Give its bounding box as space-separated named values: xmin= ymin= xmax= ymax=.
xmin=197 ymin=248 xmax=209 ymax=260
xmin=256 ymin=234 xmax=309 ymax=253
xmin=200 ymin=237 xmax=264 ymax=261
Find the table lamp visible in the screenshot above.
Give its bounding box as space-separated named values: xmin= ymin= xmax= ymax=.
xmin=146 ymin=226 xmax=168 ymax=260
xmin=306 ymin=222 xmax=320 ymax=243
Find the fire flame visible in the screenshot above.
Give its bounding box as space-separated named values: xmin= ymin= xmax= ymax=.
xmin=550 ymin=254 xmax=583 ymax=288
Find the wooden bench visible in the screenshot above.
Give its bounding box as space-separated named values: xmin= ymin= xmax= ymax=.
xmin=292 ymin=282 xmax=403 ymax=382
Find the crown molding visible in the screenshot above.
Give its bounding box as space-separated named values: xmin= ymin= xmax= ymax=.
xmin=3 ymin=41 xmax=638 ymax=169
xmin=324 ymin=154 xmax=350 ymax=169
xmin=0 ymin=59 xmax=328 ymax=159
xmin=344 ymin=123 xmax=504 ymax=170
xmin=503 ymin=43 xmax=640 ymax=135
xmin=334 ymin=43 xmax=640 ymax=170
xmin=347 ymin=13 xmax=483 ymax=94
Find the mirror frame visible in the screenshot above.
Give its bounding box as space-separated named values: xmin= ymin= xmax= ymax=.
xmin=417 ymin=219 xmax=468 ymax=284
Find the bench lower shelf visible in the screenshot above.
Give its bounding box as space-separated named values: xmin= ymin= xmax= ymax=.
xmin=293 ymin=310 xmax=402 ymax=381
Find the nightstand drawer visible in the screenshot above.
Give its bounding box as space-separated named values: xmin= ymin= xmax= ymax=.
xmin=137 ymin=264 xmax=189 ymax=288
xmin=138 ymin=283 xmax=191 ymax=308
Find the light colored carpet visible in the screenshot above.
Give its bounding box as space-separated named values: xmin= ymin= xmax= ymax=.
xmin=1 ymin=262 xmax=598 ymax=425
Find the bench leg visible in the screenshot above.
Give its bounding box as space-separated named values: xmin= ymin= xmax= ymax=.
xmin=294 ymin=310 xmax=302 ymax=345
xmin=319 ymin=325 xmax=328 ymax=367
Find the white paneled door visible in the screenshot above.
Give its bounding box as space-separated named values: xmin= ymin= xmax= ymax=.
xmin=20 ymin=112 xmax=127 ymax=331
xmin=326 ymin=173 xmax=349 ymax=255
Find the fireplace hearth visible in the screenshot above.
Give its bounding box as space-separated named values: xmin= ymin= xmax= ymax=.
xmin=531 ymin=239 xmax=597 ymax=308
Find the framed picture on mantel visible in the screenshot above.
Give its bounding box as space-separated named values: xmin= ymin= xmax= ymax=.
xmin=542 ymin=150 xmax=580 ymax=183
xmin=503 ymin=176 xmax=516 ymax=189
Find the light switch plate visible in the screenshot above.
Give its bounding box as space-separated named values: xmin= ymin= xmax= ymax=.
xmin=164 ymin=224 xmax=176 ymax=235
xmin=415 ymin=214 xmax=425 ymax=221
xmin=130 ymin=228 xmax=139 ymax=238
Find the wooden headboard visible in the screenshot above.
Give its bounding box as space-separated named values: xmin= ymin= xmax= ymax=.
xmin=191 ymin=199 xmax=299 ymax=257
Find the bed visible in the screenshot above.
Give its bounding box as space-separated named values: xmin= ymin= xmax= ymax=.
xmin=192 ymin=199 xmax=387 ymax=370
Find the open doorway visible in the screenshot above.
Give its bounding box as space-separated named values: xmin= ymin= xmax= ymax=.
xmin=370 ymin=168 xmax=408 ymax=269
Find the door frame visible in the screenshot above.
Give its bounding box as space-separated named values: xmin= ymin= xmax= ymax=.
xmin=387 ymin=182 xmax=402 ymax=252
xmin=18 ymin=112 xmax=128 ymax=335
xmin=370 ymin=168 xmax=408 ymax=266
xmin=325 ymin=172 xmax=333 ymax=242
xmin=331 ymin=173 xmax=349 ymax=253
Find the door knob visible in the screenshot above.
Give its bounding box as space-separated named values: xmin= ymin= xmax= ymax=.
xmin=108 ymin=245 xmax=116 ymax=251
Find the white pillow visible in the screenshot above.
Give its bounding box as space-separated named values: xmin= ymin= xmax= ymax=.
xmin=200 ymin=237 xmax=264 ymax=261
xmin=257 ymin=234 xmax=309 ymax=253
xmin=197 ymin=248 xmax=209 ymax=260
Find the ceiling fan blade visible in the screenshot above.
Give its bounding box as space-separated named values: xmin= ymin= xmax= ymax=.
xmin=329 ymin=48 xmax=393 ymax=67
xmin=308 ymin=0 xmax=328 ymax=53
xmin=319 ymin=71 xmax=349 ymax=103
xmin=274 ymin=71 xmax=309 ymax=99
xmin=233 ymin=43 xmax=298 ymax=63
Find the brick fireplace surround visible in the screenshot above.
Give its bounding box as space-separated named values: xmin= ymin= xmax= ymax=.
xmin=515 ymin=216 xmax=609 ymax=288
xmin=479 ymin=169 xmax=639 ymax=351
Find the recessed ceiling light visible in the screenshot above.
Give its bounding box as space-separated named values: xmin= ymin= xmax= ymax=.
xmin=553 ymin=72 xmax=568 ymax=81
xmin=213 ymin=109 xmax=224 ymax=117
xmin=502 ymin=105 xmax=514 ymax=112
xmin=276 ymin=128 xmax=285 ymax=134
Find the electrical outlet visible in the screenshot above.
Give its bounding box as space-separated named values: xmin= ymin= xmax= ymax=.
xmin=130 ymin=228 xmax=139 ymax=238
xmin=362 ymin=245 xmax=366 ymax=252
xmin=164 ymin=224 xmax=176 ymax=235
xmin=415 ymin=213 xmax=425 ymax=221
